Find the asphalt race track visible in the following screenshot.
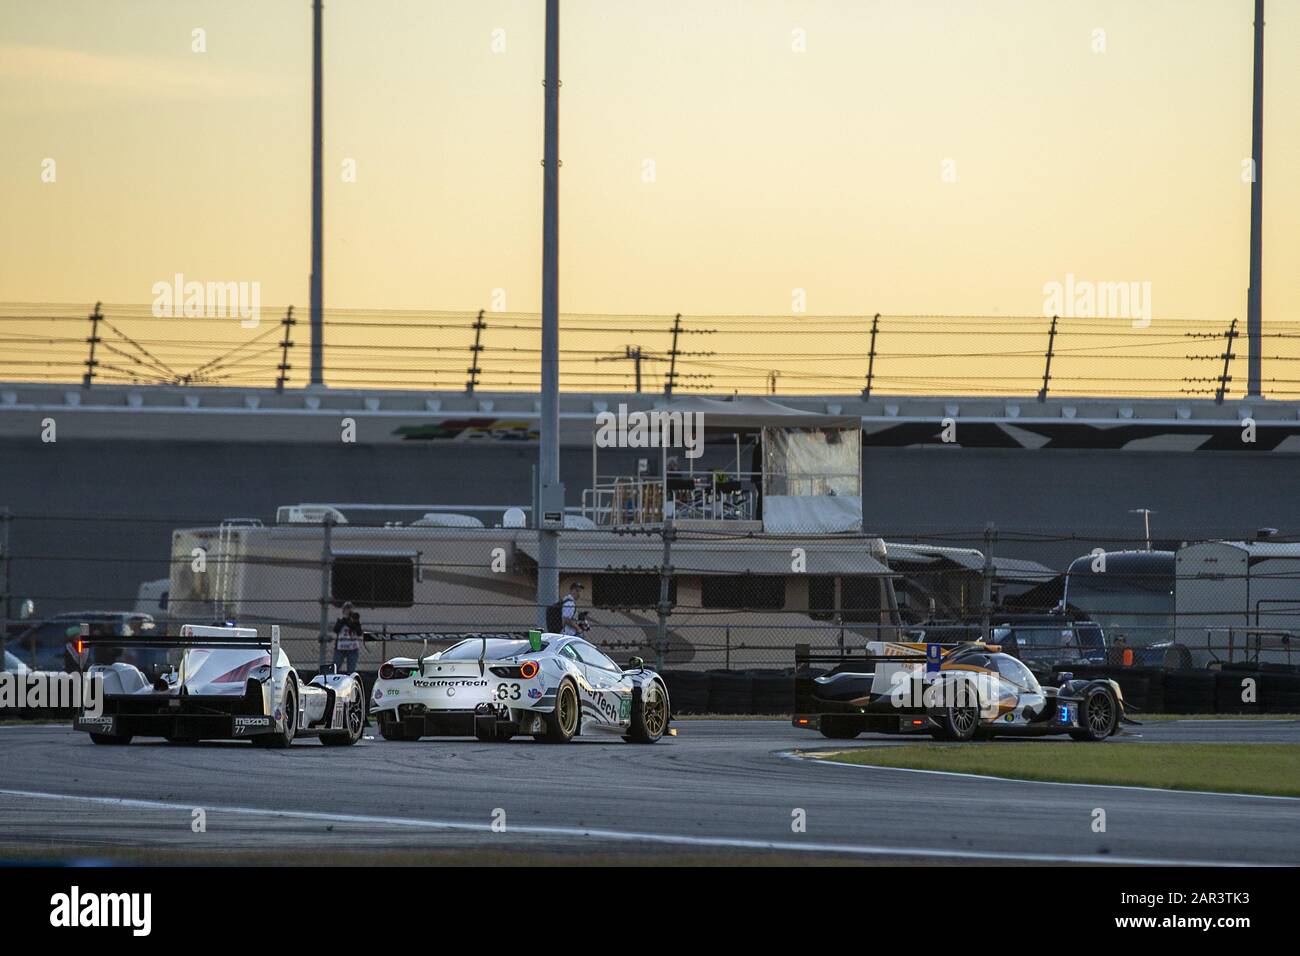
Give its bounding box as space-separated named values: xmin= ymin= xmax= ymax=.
xmin=1 ymin=719 xmax=1297 ymax=866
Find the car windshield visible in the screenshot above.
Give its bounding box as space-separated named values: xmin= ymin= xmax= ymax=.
xmin=571 ymin=642 xmax=619 ymax=671
xmin=996 ymin=655 xmax=1041 ymax=692
xmin=437 ymin=638 xmax=540 ymax=661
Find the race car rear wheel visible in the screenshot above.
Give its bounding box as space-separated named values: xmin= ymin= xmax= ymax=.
xmin=1070 ymin=684 xmax=1118 ymax=741
xmin=320 ymin=681 xmax=366 ymax=746
xmin=541 ymin=679 xmax=579 ymax=743
xmin=626 ymin=680 xmax=669 ymax=743
xmin=89 ymin=732 xmax=132 ymax=746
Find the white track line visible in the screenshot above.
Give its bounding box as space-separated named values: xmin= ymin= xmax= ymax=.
xmin=1170 ymin=719 xmax=1296 ymax=723
xmin=0 ymin=786 xmax=1267 ymax=867
xmin=784 ymin=750 xmax=1300 ymax=802
xmin=0 ymin=723 xmax=66 ymax=729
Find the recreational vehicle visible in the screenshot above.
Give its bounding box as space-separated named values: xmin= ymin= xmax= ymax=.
xmin=1176 ymin=539 xmax=1300 ymax=667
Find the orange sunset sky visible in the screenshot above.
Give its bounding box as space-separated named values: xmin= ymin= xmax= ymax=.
xmin=1 ymin=1 xmax=1297 ymax=394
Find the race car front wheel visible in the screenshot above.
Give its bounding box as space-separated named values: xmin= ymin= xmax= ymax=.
xmin=1070 ymin=685 xmax=1118 ymax=741
xmin=626 ymin=680 xmax=668 ymax=743
xmin=320 ymin=681 xmax=366 ymax=746
xmin=254 ymin=681 xmax=297 ymax=749
xmin=540 ymin=679 xmax=579 ymax=743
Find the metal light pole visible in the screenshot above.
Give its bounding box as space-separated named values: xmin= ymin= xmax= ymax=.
xmin=1129 ymin=509 xmax=1154 ymax=552
xmin=1246 ymin=0 xmax=1264 ymax=397
xmin=309 ymin=0 xmax=324 ymax=386
xmin=536 ymin=0 xmax=562 ymax=623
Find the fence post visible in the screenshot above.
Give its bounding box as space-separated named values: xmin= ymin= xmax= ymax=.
xmin=981 ymin=522 xmax=997 ymax=643
xmin=1215 ymin=318 xmax=1239 ymax=404
xmin=82 ymin=302 xmax=102 ymax=388
xmin=664 ymin=313 xmax=682 ymax=397
xmin=861 ymin=313 xmax=880 ymax=399
xmin=1037 ymin=315 xmax=1058 ymax=402
xmin=466 ymin=309 xmax=486 ymax=394
xmin=655 ymin=514 xmax=675 ymax=669
xmin=0 ymin=508 xmax=10 ymax=668
xmin=317 ymin=516 xmax=334 ymax=671
xmin=275 ymin=306 xmax=295 ymax=393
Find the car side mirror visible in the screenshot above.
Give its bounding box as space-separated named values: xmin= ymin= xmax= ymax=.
xmin=626 ymin=656 xmax=645 ymax=670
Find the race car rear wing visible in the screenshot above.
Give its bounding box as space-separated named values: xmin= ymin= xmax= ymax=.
xmin=794 ymin=640 xmax=999 ymax=668
xmin=74 ymin=623 xmax=279 ymax=657
xmin=74 ymin=624 xmax=283 ymax=705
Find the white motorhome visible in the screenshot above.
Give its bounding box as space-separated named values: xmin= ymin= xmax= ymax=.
xmin=1176 ymin=540 xmax=1300 ymax=667
xmin=165 ymin=516 xmax=906 ymax=671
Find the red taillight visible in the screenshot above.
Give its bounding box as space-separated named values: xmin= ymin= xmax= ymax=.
xmin=519 ymin=660 xmax=539 ymax=680
xmin=213 ymin=655 xmax=271 ymax=684
xmin=380 ymin=663 xmax=414 ymax=681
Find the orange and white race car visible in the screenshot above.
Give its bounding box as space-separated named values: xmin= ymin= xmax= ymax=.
xmin=793 ymin=640 xmax=1130 ymax=742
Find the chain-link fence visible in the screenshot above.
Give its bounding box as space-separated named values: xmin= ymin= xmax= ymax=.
xmin=4 ymin=509 xmax=1299 ymax=684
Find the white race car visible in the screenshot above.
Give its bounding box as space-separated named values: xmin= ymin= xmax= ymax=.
xmin=371 ymin=631 xmax=671 ymax=744
xmin=73 ymin=624 xmax=366 ymax=747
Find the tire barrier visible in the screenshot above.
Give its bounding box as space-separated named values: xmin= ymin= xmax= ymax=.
xmin=752 ymin=672 xmax=794 ymax=714
xmin=662 ymin=671 xmax=710 ymax=714
xmin=1262 ymin=672 xmax=1300 ymax=713
xmin=658 ymin=670 xmax=794 ymax=714
xmin=1050 ymin=665 xmax=1158 ymax=712
xmin=1051 ymin=664 xmax=1300 ymax=715
xmin=9 ymin=666 xmax=1287 ymax=723
xmin=706 ymin=671 xmax=754 ymax=714
xmin=1215 ymin=671 xmax=1263 ymax=714
xmin=1162 ymin=671 xmax=1216 ymax=713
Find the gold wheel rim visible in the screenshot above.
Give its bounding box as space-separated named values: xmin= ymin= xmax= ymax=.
xmin=643 ymin=687 xmax=667 ymax=737
xmin=558 ymin=684 xmax=577 ymax=735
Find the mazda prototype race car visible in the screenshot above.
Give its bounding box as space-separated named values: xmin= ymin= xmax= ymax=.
xmin=371 ymin=632 xmax=671 ymax=743
xmin=793 ymin=640 xmax=1130 ymax=742
xmin=72 ymin=624 xmax=366 ymax=747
